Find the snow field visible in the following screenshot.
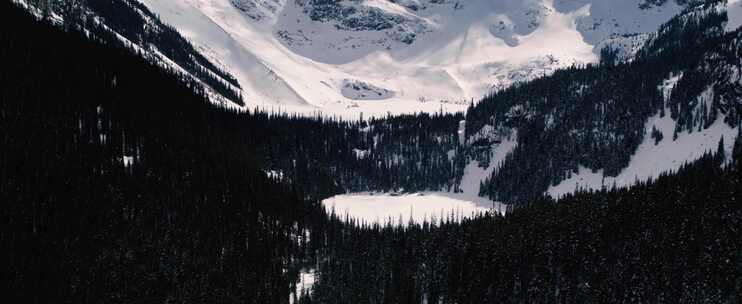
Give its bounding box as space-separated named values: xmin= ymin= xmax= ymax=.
xmin=322 ymin=192 xmax=492 ymax=225
xmin=138 ymin=0 xmax=686 ymax=118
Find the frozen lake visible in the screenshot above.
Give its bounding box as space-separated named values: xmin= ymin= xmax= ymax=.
xmin=322 ymin=192 xmax=500 ymax=225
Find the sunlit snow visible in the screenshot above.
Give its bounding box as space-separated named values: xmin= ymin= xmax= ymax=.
xmin=322 ymin=192 xmax=493 ymax=225
xmin=289 ymin=268 xmax=315 ymax=304
xmin=137 ymin=0 xmax=685 ymax=118
xmin=547 ymin=115 xmax=739 ymax=199
xmin=123 ymin=155 xmax=134 ymax=167
xmin=458 ymin=131 xmax=518 ymax=201
xmin=728 ymin=0 xmax=742 ymax=32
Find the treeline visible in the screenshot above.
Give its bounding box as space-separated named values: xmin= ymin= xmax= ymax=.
xmin=305 ymin=138 xmax=742 ymax=303
xmin=465 ymin=1 xmax=742 ymax=204
xmin=0 ymin=3 xmax=319 ymax=302
xmin=240 ymin=111 xmax=465 ymax=199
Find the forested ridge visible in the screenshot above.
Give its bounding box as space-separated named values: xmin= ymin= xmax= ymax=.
xmin=3 ymin=0 xmax=742 ymax=303
xmin=466 ymin=0 xmax=742 ymax=204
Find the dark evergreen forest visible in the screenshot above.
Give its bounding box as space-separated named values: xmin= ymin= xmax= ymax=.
xmin=0 ymin=3 xmax=320 ymax=302
xmin=244 ymin=111 xmax=465 ymax=199
xmin=309 ymin=147 xmax=742 ymax=303
xmin=3 ymin=1 xmax=742 ymax=303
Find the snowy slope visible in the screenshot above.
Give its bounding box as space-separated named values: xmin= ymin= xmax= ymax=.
xmin=547 ymin=114 xmax=739 ymax=198
xmin=138 ymin=0 xmax=309 ymax=107
xmin=547 ymin=74 xmax=740 ymax=199
xmin=457 ymin=126 xmax=518 ymax=209
xmin=138 ymin=0 xmax=688 ymax=117
xmin=728 ymin=0 xmax=742 ymax=32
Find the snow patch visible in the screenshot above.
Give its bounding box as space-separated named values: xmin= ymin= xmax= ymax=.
xmin=728 ymin=0 xmax=742 ymax=32
xmin=353 ymin=148 xmax=371 ymax=159
xmin=265 ymin=169 xmax=285 ymax=180
xmin=457 ymin=120 xmax=466 ymax=146
xmin=123 ymin=155 xmax=134 ymax=167
xmin=289 ymin=268 xmax=315 ymax=304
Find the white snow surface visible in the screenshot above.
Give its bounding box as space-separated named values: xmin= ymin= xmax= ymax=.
xmin=264 ymin=169 xmax=285 ymax=180
xmin=137 ymin=0 xmax=686 ymax=117
xmin=458 ymin=131 xmax=518 ymax=204
xmin=123 ymin=155 xmax=134 ymax=167
xmin=728 ymin=0 xmax=742 ymax=32
xmin=323 ymin=192 xmax=492 ymax=225
xmin=457 ymin=120 xmax=466 ymax=145
xmin=289 ymin=268 xmax=315 ymax=304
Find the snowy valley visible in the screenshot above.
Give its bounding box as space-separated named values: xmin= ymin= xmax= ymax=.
xmin=68 ymin=0 xmax=739 ymax=225
xmin=6 ymin=0 xmax=742 ymax=302
xmin=125 ymin=0 xmax=742 ymax=224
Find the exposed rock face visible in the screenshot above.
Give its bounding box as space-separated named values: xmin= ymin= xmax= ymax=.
xmin=296 ymin=0 xmax=429 ymax=44
xmin=340 ymin=79 xmax=394 ymax=100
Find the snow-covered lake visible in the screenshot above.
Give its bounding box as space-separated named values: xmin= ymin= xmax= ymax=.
xmin=322 ymin=192 xmax=498 ymax=225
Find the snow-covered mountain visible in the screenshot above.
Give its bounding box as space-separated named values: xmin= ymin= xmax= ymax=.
xmin=137 ymin=0 xmax=694 ymax=117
